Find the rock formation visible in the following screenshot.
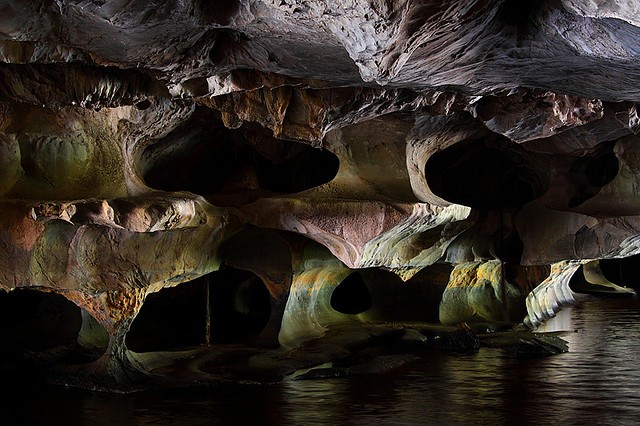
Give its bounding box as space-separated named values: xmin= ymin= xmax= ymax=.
xmin=1 ymin=0 xmax=640 ymax=390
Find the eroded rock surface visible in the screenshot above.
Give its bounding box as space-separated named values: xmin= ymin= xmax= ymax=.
xmin=1 ymin=0 xmax=640 ymax=390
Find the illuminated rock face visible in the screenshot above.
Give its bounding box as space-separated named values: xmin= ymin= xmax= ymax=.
xmin=2 ymin=0 xmax=640 ymax=389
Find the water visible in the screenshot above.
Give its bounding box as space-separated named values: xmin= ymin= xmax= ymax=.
xmin=4 ymin=296 xmax=640 ymax=425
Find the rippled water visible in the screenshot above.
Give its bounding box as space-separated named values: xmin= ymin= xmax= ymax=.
xmin=5 ymin=296 xmax=640 ymax=425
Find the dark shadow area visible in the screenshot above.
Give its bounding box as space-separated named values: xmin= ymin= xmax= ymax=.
xmin=195 ymin=0 xmax=243 ymax=26
xmin=367 ymin=265 xmax=452 ymax=323
xmin=569 ymin=262 xmax=635 ymax=296
xmin=0 ymin=289 xmax=89 ymax=384
xmin=330 ymin=266 xmax=452 ymax=322
xmin=126 ymin=281 xmax=207 ymax=352
xmin=599 ymin=255 xmax=640 ymax=290
xmin=210 ymin=267 xmax=272 ymax=344
xmin=0 ymin=289 xmax=81 ymax=353
xmin=127 ymin=266 xmax=272 ymax=352
xmin=494 ymin=0 xmax=545 ymax=45
xmin=425 ymin=136 xmax=547 ymax=209
xmin=331 ymin=273 xmax=373 ymax=315
xmin=140 ymin=108 xmax=339 ymax=200
xmin=567 ymin=143 xmax=619 ymax=207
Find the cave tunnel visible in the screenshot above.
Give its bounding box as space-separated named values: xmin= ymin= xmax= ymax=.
xmin=330 ymin=272 xmax=373 ymax=315
xmin=330 ymin=265 xmax=453 ymax=322
xmin=209 ymin=266 xmax=272 ymax=343
xmin=0 ymin=289 xmax=82 ymax=354
xmin=425 ymin=136 xmax=547 ymax=209
xmin=569 ymin=260 xmax=638 ymax=296
xmin=599 ymin=254 xmax=640 ymax=290
xmin=566 ymin=143 xmax=619 ymax=208
xmin=140 ymin=108 xmax=339 ymax=199
xmin=126 ymin=266 xmax=272 ymax=352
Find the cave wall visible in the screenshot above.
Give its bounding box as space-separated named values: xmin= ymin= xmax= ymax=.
xmin=1 ymin=0 xmax=640 ymax=386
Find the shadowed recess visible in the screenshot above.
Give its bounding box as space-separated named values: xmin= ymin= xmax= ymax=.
xmin=195 ymin=0 xmax=243 ymax=26
xmin=567 ymin=143 xmax=619 ymax=208
xmin=330 ymin=272 xmax=373 ymax=315
xmin=127 ymin=267 xmax=272 ymax=352
xmin=140 ymin=109 xmax=339 ymax=198
xmin=363 ymin=265 xmax=452 ymax=322
xmin=599 ymin=254 xmax=640 ymax=290
xmin=425 ymin=136 xmax=547 ymax=209
xmin=209 ymin=266 xmax=272 ymax=344
xmin=126 ymin=280 xmax=207 ymax=352
xmin=0 ymin=289 xmax=81 ymax=353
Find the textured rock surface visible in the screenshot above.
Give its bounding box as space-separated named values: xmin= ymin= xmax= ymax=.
xmin=2 ymin=0 xmax=640 ymax=390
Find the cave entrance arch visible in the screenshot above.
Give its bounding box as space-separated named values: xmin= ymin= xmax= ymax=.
xmin=425 ymin=137 xmax=546 ymax=209
xmin=330 ymin=272 xmax=372 ymax=315
xmin=0 ymin=289 xmax=82 ymax=354
xmin=139 ymin=109 xmax=340 ymax=201
xmin=126 ymin=266 xmax=272 ymax=352
xmin=599 ymin=254 xmax=640 ymax=290
xmin=209 ymin=266 xmax=272 ymax=343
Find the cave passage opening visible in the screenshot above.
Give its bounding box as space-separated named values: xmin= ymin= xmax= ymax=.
xmin=330 ymin=272 xmax=373 ymax=315
xmin=0 ymin=289 xmax=82 ymax=354
xmin=126 ymin=266 xmax=272 ymax=352
xmin=598 ymin=255 xmax=640 ymax=290
xmin=140 ymin=109 xmax=339 ymax=199
xmin=425 ymin=137 xmax=546 ymax=210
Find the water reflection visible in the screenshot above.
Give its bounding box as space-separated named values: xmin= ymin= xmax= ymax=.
xmin=4 ymin=297 xmax=640 ymax=425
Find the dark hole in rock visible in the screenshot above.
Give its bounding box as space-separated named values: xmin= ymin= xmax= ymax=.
xmin=569 ymin=262 xmax=635 ymax=296
xmin=567 ymin=145 xmax=619 ymax=207
xmin=331 ymin=272 xmax=373 ymax=315
xmin=196 ymin=0 xmax=243 ymax=26
xmin=599 ymin=254 xmax=640 ymax=290
xmin=126 ymin=280 xmax=207 ymax=352
xmin=126 ymin=267 xmax=272 ymax=352
xmin=209 ymin=266 xmax=272 ymax=344
xmin=134 ymin=99 xmax=151 ymax=110
xmin=425 ymin=137 xmax=546 ymax=209
xmin=366 ymin=265 xmax=451 ymax=322
xmin=208 ymin=30 xmax=252 ymax=64
xmin=497 ymin=0 xmax=541 ymax=30
xmin=0 ymin=289 xmax=81 ymax=352
xmin=140 ymin=110 xmax=339 ymax=198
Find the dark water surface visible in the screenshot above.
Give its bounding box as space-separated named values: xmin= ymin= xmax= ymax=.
xmin=4 ymin=296 xmax=640 ymax=425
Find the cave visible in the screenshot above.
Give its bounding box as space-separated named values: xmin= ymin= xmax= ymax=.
xmin=425 ymin=136 xmax=547 ymax=209
xmin=330 ymin=272 xmax=372 ymax=315
xmin=0 ymin=289 xmax=81 ymax=353
xmin=126 ymin=280 xmax=208 ymax=353
xmin=5 ymin=1 xmax=640 ymax=420
xmin=328 ymin=267 xmax=451 ymax=322
xmin=209 ymin=266 xmax=272 ymax=343
xmin=599 ymin=255 xmax=640 ymax=290
xmin=140 ymin=108 xmax=339 ymax=200
xmin=126 ymin=267 xmax=272 ymax=352
xmin=567 ymin=143 xmax=619 ymax=207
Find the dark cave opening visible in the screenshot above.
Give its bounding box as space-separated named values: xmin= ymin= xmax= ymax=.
xmin=425 ymin=137 xmax=547 ymax=209
xmin=369 ymin=265 xmax=452 ymax=323
xmin=329 ymin=266 xmax=453 ymax=321
xmin=0 ymin=289 xmax=82 ymax=353
xmin=209 ymin=267 xmax=272 ymax=343
xmin=126 ymin=280 xmax=207 ymax=352
xmin=567 ymin=145 xmax=619 ymax=208
xmin=330 ymin=272 xmax=373 ymax=315
xmin=140 ymin=109 xmax=339 ymax=199
xmin=569 ymin=260 xmax=637 ymax=296
xmin=599 ymin=255 xmax=640 ymax=290
xmin=126 ymin=267 xmax=272 ymax=352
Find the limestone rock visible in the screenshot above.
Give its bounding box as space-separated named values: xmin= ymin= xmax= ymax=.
xmin=2 ymin=0 xmax=640 ymax=390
